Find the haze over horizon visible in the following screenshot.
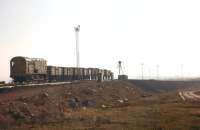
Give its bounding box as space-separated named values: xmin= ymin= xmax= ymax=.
xmin=1 ymin=0 xmax=200 ymax=81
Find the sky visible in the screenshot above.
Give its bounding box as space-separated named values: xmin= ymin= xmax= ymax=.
xmin=1 ymin=0 xmax=200 ymax=81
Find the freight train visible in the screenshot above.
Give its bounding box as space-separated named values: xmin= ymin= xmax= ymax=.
xmin=10 ymin=56 xmax=114 ymax=83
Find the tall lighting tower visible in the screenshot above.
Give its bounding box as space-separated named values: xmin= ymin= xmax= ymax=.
xmin=74 ymin=25 xmax=80 ymax=68
xmin=141 ymin=63 xmax=144 ymax=80
xmin=118 ymin=61 xmax=123 ymax=75
xmin=181 ymin=64 xmax=183 ymax=80
xmin=117 ymin=61 xmax=128 ymax=80
xmin=156 ymin=65 xmax=159 ymax=80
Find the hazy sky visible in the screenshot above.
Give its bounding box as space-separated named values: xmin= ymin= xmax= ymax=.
xmin=1 ymin=0 xmax=200 ymax=81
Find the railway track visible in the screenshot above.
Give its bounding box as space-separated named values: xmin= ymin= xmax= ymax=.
xmin=0 ymin=81 xmax=72 ymax=89
xmin=16 ymin=81 xmax=72 ymax=87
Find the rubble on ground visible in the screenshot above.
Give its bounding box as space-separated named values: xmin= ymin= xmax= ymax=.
xmin=0 ymin=80 xmax=142 ymax=129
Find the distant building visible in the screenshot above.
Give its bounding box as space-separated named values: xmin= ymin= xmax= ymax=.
xmin=118 ymin=75 xmax=128 ymax=80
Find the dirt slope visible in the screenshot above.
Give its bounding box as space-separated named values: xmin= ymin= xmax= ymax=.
xmin=0 ymin=80 xmax=143 ymax=129
xmin=1 ymin=80 xmax=200 ymax=129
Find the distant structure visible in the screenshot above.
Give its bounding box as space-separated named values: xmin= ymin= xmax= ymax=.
xmin=181 ymin=64 xmax=184 ymax=79
xmin=118 ymin=61 xmax=122 ymax=75
xmin=141 ymin=63 xmax=144 ymax=80
xmin=74 ymin=25 xmax=80 ymax=68
xmin=0 ymin=81 xmax=5 ymax=84
xmin=156 ymin=65 xmax=159 ymax=80
xmin=118 ymin=61 xmax=128 ymax=80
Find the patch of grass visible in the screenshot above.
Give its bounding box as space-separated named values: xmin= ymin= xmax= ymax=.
xmin=5 ymin=92 xmax=200 ymax=130
xmin=190 ymin=125 xmax=200 ymax=130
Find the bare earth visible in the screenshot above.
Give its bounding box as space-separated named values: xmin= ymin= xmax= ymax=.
xmin=0 ymin=80 xmax=200 ymax=130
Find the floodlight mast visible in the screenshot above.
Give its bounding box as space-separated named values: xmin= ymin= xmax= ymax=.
xmin=181 ymin=64 xmax=183 ymax=79
xmin=75 ymin=25 xmax=80 ymax=68
xmin=141 ymin=63 xmax=144 ymax=80
xmin=156 ymin=65 xmax=159 ymax=80
xmin=118 ymin=61 xmax=122 ymax=75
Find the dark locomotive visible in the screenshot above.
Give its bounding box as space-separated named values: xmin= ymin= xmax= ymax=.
xmin=10 ymin=56 xmax=114 ymax=82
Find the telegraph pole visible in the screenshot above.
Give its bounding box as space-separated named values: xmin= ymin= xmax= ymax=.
xmin=156 ymin=65 xmax=159 ymax=80
xmin=148 ymin=69 xmax=151 ymax=79
xmin=181 ymin=64 xmax=183 ymax=80
xmin=141 ymin=63 xmax=144 ymax=80
xmin=75 ymin=25 xmax=80 ymax=68
xmin=118 ymin=61 xmax=122 ymax=75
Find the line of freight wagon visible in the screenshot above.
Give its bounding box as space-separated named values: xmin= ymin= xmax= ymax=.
xmin=10 ymin=56 xmax=114 ymax=83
